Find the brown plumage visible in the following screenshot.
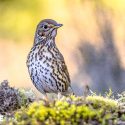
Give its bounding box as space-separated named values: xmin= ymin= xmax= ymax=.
xmin=26 ymin=19 xmax=73 ymax=101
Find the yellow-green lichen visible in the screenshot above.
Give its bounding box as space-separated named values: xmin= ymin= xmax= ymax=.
xmin=4 ymin=95 xmax=122 ymax=125
xmin=86 ymin=95 xmax=118 ymax=109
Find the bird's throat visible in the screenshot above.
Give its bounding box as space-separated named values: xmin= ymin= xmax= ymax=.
xmin=34 ymin=34 xmax=46 ymax=46
xmin=34 ymin=34 xmax=55 ymax=48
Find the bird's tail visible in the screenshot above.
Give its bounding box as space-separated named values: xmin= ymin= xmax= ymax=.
xmin=69 ymin=85 xmax=75 ymax=95
xmin=61 ymin=85 xmax=75 ymax=96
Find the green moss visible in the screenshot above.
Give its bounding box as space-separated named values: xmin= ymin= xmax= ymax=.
xmin=86 ymin=95 xmax=118 ymax=109
xmin=2 ymin=82 xmax=124 ymax=124
xmin=4 ymin=95 xmax=123 ymax=125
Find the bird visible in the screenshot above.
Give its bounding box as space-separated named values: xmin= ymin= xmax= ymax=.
xmin=26 ymin=19 xmax=74 ymax=102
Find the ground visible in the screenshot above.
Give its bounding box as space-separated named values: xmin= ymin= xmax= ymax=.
xmin=0 ymin=80 xmax=125 ymax=125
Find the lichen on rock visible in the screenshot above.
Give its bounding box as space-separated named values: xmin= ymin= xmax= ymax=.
xmin=0 ymin=80 xmax=19 ymax=114
xmin=0 ymin=80 xmax=35 ymax=115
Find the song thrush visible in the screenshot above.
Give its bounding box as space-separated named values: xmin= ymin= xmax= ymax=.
xmin=27 ymin=19 xmax=73 ymax=101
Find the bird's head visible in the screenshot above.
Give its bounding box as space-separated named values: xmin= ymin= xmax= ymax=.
xmin=34 ymin=19 xmax=63 ymax=45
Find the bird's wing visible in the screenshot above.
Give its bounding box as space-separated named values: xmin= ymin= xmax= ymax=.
xmin=56 ymin=50 xmax=71 ymax=86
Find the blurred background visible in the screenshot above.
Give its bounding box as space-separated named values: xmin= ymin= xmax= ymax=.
xmin=0 ymin=0 xmax=125 ymax=95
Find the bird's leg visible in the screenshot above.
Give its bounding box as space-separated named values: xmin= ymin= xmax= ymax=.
xmin=42 ymin=93 xmax=49 ymax=105
xmin=58 ymin=92 xmax=63 ymax=100
xmin=43 ymin=94 xmax=49 ymax=102
xmin=43 ymin=93 xmax=49 ymax=102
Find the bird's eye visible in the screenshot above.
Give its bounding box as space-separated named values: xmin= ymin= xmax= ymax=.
xmin=43 ymin=25 xmax=48 ymax=29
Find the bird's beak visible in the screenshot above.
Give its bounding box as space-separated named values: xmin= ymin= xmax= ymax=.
xmin=53 ymin=24 xmax=63 ymax=29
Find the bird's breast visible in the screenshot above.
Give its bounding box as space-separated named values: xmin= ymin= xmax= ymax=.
xmin=27 ymin=44 xmax=69 ymax=93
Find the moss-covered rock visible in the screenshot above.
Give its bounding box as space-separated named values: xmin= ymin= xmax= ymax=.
xmin=1 ymin=81 xmax=125 ymax=125
xmin=3 ymin=95 xmax=122 ymax=125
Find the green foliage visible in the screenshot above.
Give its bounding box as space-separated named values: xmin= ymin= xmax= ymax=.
xmin=4 ymin=95 xmax=123 ymax=125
